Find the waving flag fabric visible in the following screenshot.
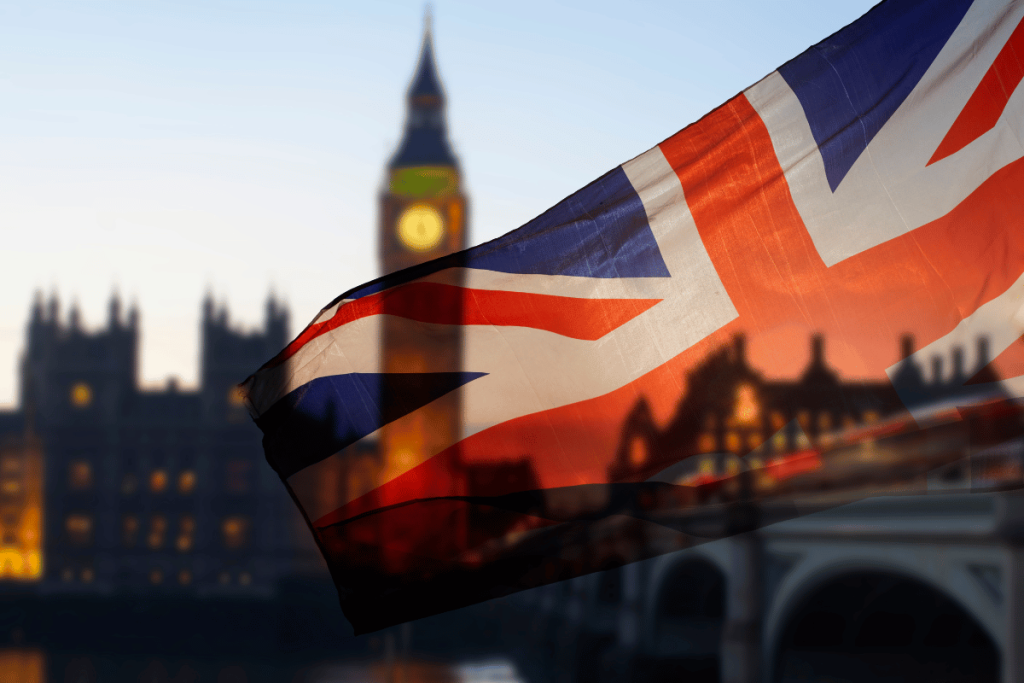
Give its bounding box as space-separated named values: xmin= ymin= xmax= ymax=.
xmin=244 ymin=0 xmax=1024 ymax=633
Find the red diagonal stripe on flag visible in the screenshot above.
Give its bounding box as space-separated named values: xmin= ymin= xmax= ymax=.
xmin=267 ymin=282 xmax=660 ymax=369
xmin=929 ymin=15 xmax=1024 ymax=165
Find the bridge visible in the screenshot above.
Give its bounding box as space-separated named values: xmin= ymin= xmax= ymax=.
xmin=510 ymin=489 xmax=1024 ymax=683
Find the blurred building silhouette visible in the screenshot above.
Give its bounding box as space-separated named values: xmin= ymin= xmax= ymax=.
xmin=611 ymin=333 xmax=1002 ymax=484
xmin=0 ymin=291 xmax=309 ymax=594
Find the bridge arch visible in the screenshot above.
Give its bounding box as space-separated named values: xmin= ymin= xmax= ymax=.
xmin=770 ymin=569 xmax=999 ymax=682
xmin=641 ymin=551 xmax=728 ymax=682
xmin=762 ymin=543 xmax=1005 ymax=660
xmin=643 ymin=544 xmax=730 ymax=634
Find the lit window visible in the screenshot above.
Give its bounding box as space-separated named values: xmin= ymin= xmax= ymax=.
xmin=218 ymin=571 xmax=230 ymax=585
xmin=65 ymin=514 xmax=92 ymax=546
xmin=771 ymin=411 xmax=787 ymax=431
xmin=148 ymin=516 xmax=166 ymax=550
xmin=178 ymin=569 xmax=192 ymax=586
xmin=176 ymin=515 xmax=194 ymax=552
xmin=80 ymin=567 xmax=94 ymax=583
xmin=1 ymin=480 xmax=20 ymax=495
xmin=864 ymin=411 xmax=880 ymax=424
xmin=122 ymin=515 xmax=139 ymax=547
xmin=69 ymin=461 xmax=92 ymax=490
xmin=149 ymin=569 xmax=163 ymax=585
xmin=697 ymin=433 xmax=716 ymax=454
xmin=61 ymin=567 xmax=74 ymax=582
xmin=228 ymin=386 xmax=247 ymax=407
xmin=733 ymin=384 xmax=760 ymax=426
xmin=70 ymin=382 xmax=92 ymax=408
xmin=121 ymin=474 xmax=137 ymax=495
xmin=150 ymin=470 xmax=168 ymax=494
xmin=699 ymin=456 xmax=715 ymax=476
xmin=1 ymin=457 xmax=20 ymax=474
xmin=178 ymin=470 xmax=196 ymax=495
xmin=239 ymin=572 xmax=252 ymax=586
xmin=725 ymin=432 xmax=741 ymax=452
xmin=818 ymin=413 xmax=833 ymax=432
xmin=628 ymin=437 xmax=647 ymax=467
xmin=221 ymin=516 xmax=249 ymax=550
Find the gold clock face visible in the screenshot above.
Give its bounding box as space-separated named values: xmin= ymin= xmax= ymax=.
xmin=397 ymin=204 xmax=445 ymax=252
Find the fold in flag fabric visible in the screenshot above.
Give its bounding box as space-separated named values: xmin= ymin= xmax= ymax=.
xmin=243 ymin=0 xmax=1024 ymax=634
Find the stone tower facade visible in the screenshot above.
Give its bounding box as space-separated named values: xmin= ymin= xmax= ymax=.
xmin=377 ymin=19 xmax=468 ymax=482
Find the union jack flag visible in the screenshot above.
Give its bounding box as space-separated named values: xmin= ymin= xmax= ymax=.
xmin=243 ymin=0 xmax=1024 ymax=633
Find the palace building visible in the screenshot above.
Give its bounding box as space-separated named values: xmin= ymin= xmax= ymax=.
xmin=0 ymin=17 xmax=532 ymax=597
xmin=0 ymin=291 xmax=309 ymax=593
xmin=610 ymin=333 xmax=1002 ymax=484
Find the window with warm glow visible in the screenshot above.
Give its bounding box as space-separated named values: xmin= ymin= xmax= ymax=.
xmin=68 ymin=461 xmax=92 ymax=490
xmin=725 ymin=432 xmax=741 ymax=452
xmin=178 ymin=569 xmax=192 ymax=585
xmin=122 ymin=515 xmax=139 ymax=547
xmin=148 ymin=515 xmax=166 ymax=550
xmin=65 ymin=514 xmax=92 ymax=546
xmin=70 ymin=382 xmax=92 ymax=408
xmin=221 ymin=516 xmax=249 ymax=550
xmin=698 ymin=433 xmax=716 ymax=454
xmin=178 ymin=470 xmax=196 ymax=495
xmin=772 ymin=432 xmax=787 ymax=451
xmin=149 ymin=568 xmax=163 ymax=585
xmin=0 ymin=649 xmax=44 ymax=683
xmin=628 ymin=437 xmax=647 ymax=467
xmin=228 ymin=386 xmax=247 ymax=407
xmin=176 ymin=515 xmax=194 ymax=552
xmin=0 ymin=440 xmax=43 ymax=582
xmin=150 ymin=470 xmax=168 ymax=494
xmin=733 ymin=384 xmax=760 ymax=426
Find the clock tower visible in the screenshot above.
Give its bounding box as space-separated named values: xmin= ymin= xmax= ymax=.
xmin=378 ymin=18 xmax=468 ymax=485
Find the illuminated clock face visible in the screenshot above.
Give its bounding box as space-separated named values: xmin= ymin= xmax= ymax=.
xmin=397 ymin=204 xmax=445 ymax=252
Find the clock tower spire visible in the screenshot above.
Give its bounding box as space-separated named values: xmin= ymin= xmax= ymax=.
xmin=377 ymin=15 xmax=468 ymax=528
xmin=381 ymin=13 xmax=466 ymax=270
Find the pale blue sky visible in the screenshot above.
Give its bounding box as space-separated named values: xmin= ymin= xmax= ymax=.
xmin=0 ymin=0 xmax=878 ymax=405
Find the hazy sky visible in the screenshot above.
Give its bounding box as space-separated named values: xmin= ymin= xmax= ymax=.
xmin=0 ymin=0 xmax=879 ymax=406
